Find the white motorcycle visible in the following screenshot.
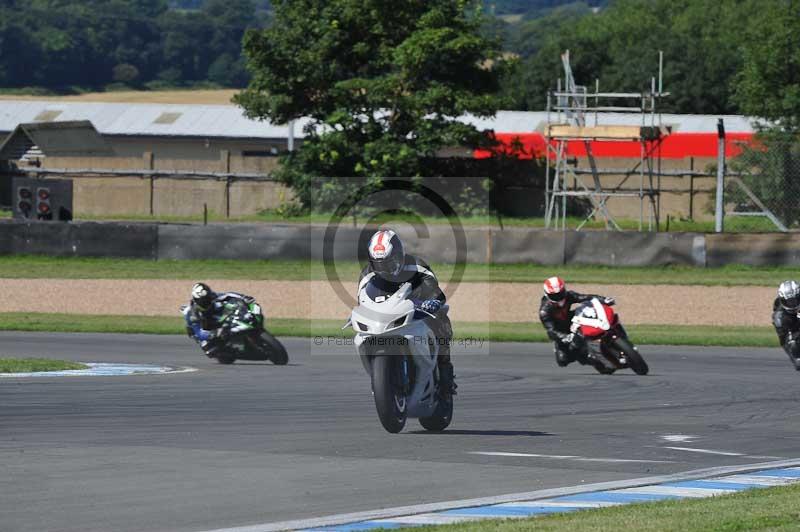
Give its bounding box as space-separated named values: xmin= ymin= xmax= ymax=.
xmin=346 ymin=277 xmax=453 ymax=433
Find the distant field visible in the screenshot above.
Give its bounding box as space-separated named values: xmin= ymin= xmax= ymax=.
xmin=0 ymin=255 xmax=795 ymax=286
xmin=0 ymin=89 xmax=239 ymax=105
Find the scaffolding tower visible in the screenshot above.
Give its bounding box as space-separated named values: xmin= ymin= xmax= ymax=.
xmin=544 ymin=51 xmax=670 ymax=231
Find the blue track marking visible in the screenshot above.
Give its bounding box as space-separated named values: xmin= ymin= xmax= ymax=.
xmin=299 ymin=465 xmax=800 ymax=531
xmin=551 ymin=491 xmax=680 ymax=503
xmin=750 ymin=468 xmax=800 ymax=478
xmin=442 ymin=505 xmax=582 ymax=517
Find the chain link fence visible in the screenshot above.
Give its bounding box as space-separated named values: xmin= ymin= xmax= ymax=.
xmin=727 ymin=136 xmax=800 ymax=231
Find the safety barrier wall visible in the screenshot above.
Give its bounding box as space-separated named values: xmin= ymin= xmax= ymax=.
xmin=1 ymin=220 xmax=800 ymax=267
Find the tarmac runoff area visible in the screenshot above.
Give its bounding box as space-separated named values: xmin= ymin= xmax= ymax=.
xmin=1 ymin=332 xmax=799 ymax=532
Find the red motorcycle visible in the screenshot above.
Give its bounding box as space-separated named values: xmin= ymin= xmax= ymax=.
xmin=571 ymin=298 xmax=649 ymax=375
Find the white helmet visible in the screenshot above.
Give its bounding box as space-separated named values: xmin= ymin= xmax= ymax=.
xmin=367 ymin=229 xmax=405 ymax=280
xmin=778 ymin=280 xmax=800 ymax=311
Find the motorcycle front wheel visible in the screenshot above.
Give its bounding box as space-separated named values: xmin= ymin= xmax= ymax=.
xmin=372 ymin=355 xmax=407 ymax=433
xmin=257 ymin=330 xmax=289 ymax=365
xmin=216 ymin=353 xmax=236 ymax=364
xmin=613 ymin=337 xmax=649 ymax=375
xmin=419 ymin=397 xmax=453 ymax=431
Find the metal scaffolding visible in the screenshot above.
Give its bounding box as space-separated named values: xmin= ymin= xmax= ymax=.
xmin=544 ymin=50 xmax=669 ymax=231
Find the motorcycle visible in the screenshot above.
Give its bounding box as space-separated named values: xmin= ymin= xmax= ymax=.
xmin=571 ymin=297 xmax=649 ymax=375
xmin=346 ymin=279 xmax=453 ymax=433
xmin=181 ymin=299 xmax=288 ymax=366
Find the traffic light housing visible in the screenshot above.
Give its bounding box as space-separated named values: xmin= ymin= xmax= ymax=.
xmin=36 ymin=186 xmax=52 ymax=220
xmin=16 ymin=185 xmax=33 ymax=219
xmin=11 ymin=178 xmax=72 ymax=221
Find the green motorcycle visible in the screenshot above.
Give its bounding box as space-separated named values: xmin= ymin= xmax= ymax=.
xmin=182 ymin=299 xmax=288 ymax=366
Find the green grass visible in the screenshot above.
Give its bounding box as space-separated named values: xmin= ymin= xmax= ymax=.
xmin=0 ymin=208 xmax=10 ymax=219
xmin=405 ymin=482 xmax=800 ymax=532
xmin=0 ymin=255 xmax=798 ymax=286
xmin=0 ymin=313 xmax=778 ymax=347
xmin=0 ymin=358 xmax=88 ymax=373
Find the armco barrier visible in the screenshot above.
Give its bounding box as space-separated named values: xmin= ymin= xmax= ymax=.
xmin=0 ymin=220 xmax=157 ymax=258
xmin=565 ymin=231 xmax=705 ymax=267
xmin=705 ymin=233 xmax=800 ymax=267
xmin=158 ymin=224 xmax=312 ymax=260
xmin=3 ymin=219 xmax=800 ymax=266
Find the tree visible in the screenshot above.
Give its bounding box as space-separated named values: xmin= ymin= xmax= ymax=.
xmin=235 ymin=0 xmax=505 ymax=210
xmin=734 ymin=0 xmax=800 ymax=133
xmin=501 ymin=0 xmax=759 ymax=114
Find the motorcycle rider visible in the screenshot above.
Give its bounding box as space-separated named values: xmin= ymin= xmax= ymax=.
xmin=538 ymin=276 xmax=616 ymax=373
xmin=359 ymin=229 xmax=457 ymax=397
xmin=772 ymin=280 xmax=800 ymax=371
xmin=184 ymin=282 xmax=256 ymax=351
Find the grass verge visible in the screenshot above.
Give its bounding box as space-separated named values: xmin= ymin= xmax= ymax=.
xmin=0 ymin=358 xmax=88 ymax=373
xmin=0 ymin=255 xmax=796 ymax=286
xmin=0 ymin=313 xmax=778 ymax=347
xmin=403 ymin=483 xmax=800 ymax=532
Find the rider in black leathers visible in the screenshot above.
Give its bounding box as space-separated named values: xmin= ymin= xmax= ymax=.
xmin=184 ymin=282 xmax=255 ymax=352
xmin=358 ymin=229 xmax=456 ymax=396
xmin=772 ymin=280 xmax=800 ymax=371
xmin=538 ymin=276 xmax=615 ymax=373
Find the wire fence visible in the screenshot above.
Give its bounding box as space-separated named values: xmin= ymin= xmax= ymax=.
xmin=727 ymin=138 xmax=800 ymax=231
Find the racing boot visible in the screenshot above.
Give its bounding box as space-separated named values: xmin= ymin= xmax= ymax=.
xmin=554 ymin=346 xmax=570 ymax=367
xmin=438 ymin=360 xmax=457 ymax=398
xmin=586 ymin=352 xmax=615 ymax=375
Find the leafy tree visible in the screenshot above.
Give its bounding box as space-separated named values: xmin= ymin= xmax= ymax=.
xmin=734 ymin=0 xmax=800 ymax=133
xmin=236 ymin=0 xmax=506 ymax=210
xmin=502 ymin=0 xmax=759 ymax=114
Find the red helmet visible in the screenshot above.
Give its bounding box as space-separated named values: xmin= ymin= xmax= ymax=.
xmin=543 ymin=276 xmax=566 ymax=303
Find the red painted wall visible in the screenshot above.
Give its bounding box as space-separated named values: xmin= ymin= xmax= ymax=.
xmin=475 ymin=132 xmax=754 ymax=160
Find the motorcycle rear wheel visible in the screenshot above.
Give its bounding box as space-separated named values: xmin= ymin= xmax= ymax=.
xmin=257 ymin=330 xmax=289 ymax=365
xmin=372 ymin=355 xmax=407 ymax=433
xmin=614 ymin=337 xmax=649 ymax=375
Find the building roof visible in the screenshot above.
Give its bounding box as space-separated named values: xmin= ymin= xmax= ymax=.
xmin=0 ymin=100 xmax=757 ymax=140
xmin=0 ymin=100 xmax=310 ymax=139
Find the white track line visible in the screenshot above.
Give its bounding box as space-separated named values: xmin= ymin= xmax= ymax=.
xmin=470 ymin=451 xmax=672 ymax=464
xmin=615 ymin=486 xmax=738 ymax=497
xmin=661 ymin=434 xmax=697 ymax=443
xmin=662 ymin=446 xmax=744 ymax=456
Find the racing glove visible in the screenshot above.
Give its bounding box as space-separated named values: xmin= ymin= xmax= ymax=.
xmin=214 ymin=327 xmax=230 ymax=340
xmin=603 ymin=297 xmax=616 ymax=306
xmin=420 ymin=299 xmax=442 ymax=315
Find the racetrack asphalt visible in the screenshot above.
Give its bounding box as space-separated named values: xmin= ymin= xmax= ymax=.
xmin=1 ymin=332 xmax=799 ymax=532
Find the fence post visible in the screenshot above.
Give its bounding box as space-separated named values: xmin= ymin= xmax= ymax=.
xmin=715 ymin=119 xmax=725 ymax=233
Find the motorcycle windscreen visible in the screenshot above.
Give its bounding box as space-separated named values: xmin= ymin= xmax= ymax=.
xmin=578 ymin=302 xmax=616 ymax=338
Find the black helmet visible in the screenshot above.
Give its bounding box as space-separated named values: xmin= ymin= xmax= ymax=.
xmin=191 ymin=282 xmax=215 ymax=310
xmin=367 ymin=229 xmax=405 ymax=281
xmin=778 ymin=280 xmax=800 ymax=311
